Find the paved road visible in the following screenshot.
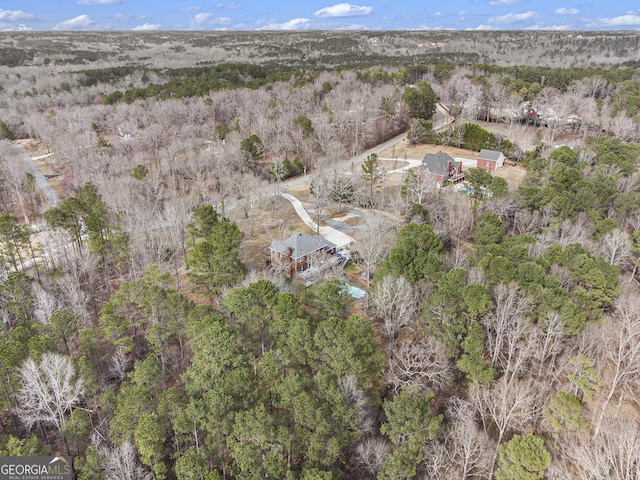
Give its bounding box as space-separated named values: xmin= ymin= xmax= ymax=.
xmin=17 ymin=104 xmax=448 ymax=214
xmin=433 ymin=102 xmax=456 ymax=132
xmin=279 ymin=131 xmax=409 ymax=192
xmin=11 ymin=142 xmax=61 ymax=207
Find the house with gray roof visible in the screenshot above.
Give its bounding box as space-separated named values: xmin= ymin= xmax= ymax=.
xmin=477 ymin=149 xmax=505 ymax=171
xmin=269 ymin=232 xmax=337 ymax=274
xmin=421 ymin=151 xmax=464 ymax=187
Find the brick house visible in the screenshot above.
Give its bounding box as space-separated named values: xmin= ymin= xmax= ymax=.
xmin=269 ymin=232 xmax=337 ymax=274
xmin=421 ymin=151 xmax=464 ymax=188
xmin=476 ymin=149 xmax=506 ymax=171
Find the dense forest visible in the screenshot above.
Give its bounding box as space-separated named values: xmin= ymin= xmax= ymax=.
xmin=1 ymin=31 xmax=640 ymax=479
xmin=2 ymin=30 xmax=640 ymax=69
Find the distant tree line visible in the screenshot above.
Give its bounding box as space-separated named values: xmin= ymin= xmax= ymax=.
xmin=101 ymin=63 xmax=300 ymax=104
xmin=2 ymin=36 xmax=640 ymax=479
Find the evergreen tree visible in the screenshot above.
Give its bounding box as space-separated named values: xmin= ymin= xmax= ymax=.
xmin=495 ymin=434 xmax=551 ymax=480
xmin=402 ymin=81 xmax=438 ymax=121
xmin=361 ymin=153 xmax=382 ymax=202
xmin=185 ymin=208 xmax=245 ymax=302
xmin=380 ymin=389 xmax=443 ymax=479
xmin=376 ymin=223 xmax=444 ymax=284
xmin=240 ymin=134 xmax=265 ymax=172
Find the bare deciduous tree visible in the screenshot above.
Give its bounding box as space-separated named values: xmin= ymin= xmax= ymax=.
xmin=355 ymin=437 xmax=390 ymax=477
xmin=561 ymin=418 xmax=640 ymax=480
xmin=234 ymin=171 xmax=264 ymax=238
xmin=16 ymin=352 xmax=84 ymax=453
xmin=422 ymin=441 xmax=450 ymax=480
xmin=110 ymin=345 xmax=128 ymax=382
xmin=309 ymin=174 xmax=330 ymax=235
xmin=609 ymin=111 xmax=637 ymax=142
xmin=354 ymin=214 xmax=392 ymax=290
xmin=600 ymin=228 xmax=631 ymax=268
xmin=0 ymin=141 xmax=30 ymax=223
xmin=370 ymin=275 xmax=418 ymax=343
xmin=57 ymin=272 xmax=91 ymax=327
xmin=512 ymin=206 xmax=551 ymax=235
xmin=485 ymin=283 xmax=534 ymax=378
xmin=338 ymin=373 xmax=375 ymax=435
xmin=102 ymin=441 xmax=153 ymax=480
xmin=588 ymin=289 xmax=640 ymax=438
xmin=471 ymin=377 xmax=539 ymax=476
xmin=532 ymin=312 xmax=568 ymax=383
xmin=457 ymin=78 xmax=484 ymax=121
xmin=429 ymin=190 xmax=473 ymax=247
xmin=386 ymin=337 xmax=452 ymax=392
xmin=445 ymin=397 xmax=492 ymax=480
xmin=33 ymin=284 xmax=59 ymax=326
xmin=401 ymin=168 xmax=435 ymax=206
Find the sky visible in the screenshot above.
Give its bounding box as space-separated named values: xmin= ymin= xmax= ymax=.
xmin=1 ymin=1 xmax=640 ymax=32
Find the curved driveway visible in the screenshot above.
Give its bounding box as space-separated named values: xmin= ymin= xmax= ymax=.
xmin=278 ymin=193 xmax=354 ymax=250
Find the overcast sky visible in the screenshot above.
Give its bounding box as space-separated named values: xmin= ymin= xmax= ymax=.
xmin=2 ymin=1 xmax=640 ymax=31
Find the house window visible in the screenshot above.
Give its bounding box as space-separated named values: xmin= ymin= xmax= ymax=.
xmin=485 ymin=161 xmax=492 ymax=167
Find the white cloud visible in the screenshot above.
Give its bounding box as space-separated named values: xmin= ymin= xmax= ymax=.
xmin=76 ymin=0 xmax=120 ymax=4
xmin=113 ymin=13 xmax=146 ymax=20
xmin=555 ymin=8 xmax=579 ymax=15
xmin=488 ymin=10 xmax=537 ymax=24
xmin=53 ymin=14 xmax=95 ymax=30
xmin=314 ymin=3 xmax=373 ymax=18
xmin=256 ymin=18 xmax=311 ymax=30
xmin=335 ymin=23 xmax=369 ymax=30
xmin=489 ymin=0 xmax=522 ymax=5
xmin=470 ymin=24 xmax=495 ymax=30
xmin=216 ymin=3 xmax=240 ymax=8
xmin=525 ymin=24 xmax=569 ymax=30
xmin=414 ymin=25 xmax=450 ymax=30
xmin=192 ymin=12 xmax=212 ymax=24
xmin=191 ymin=13 xmax=231 ymax=26
xmin=598 ymin=14 xmax=640 ymax=26
xmin=132 ymin=23 xmax=160 ymax=30
xmin=2 ymin=24 xmax=33 ymax=31
xmin=181 ymin=6 xmax=200 ymax=12
xmin=0 ymin=9 xmax=35 ymax=21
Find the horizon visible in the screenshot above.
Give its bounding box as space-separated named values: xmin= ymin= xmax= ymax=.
xmin=1 ymin=1 xmax=640 ymax=32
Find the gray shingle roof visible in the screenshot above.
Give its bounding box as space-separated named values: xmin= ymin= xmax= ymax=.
xmin=269 ymin=232 xmax=335 ymax=259
xmin=478 ymin=149 xmax=503 ymax=161
xmin=421 ymin=151 xmax=460 ymax=176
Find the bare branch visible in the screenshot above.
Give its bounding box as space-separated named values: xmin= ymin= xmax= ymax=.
xmin=101 ymin=441 xmax=153 ymax=480
xmin=16 ymin=352 xmax=84 ymax=432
